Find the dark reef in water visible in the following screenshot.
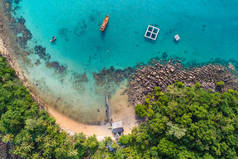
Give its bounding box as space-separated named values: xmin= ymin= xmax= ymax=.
xmin=1 ymin=0 xmax=70 ymax=75
xmin=3 ymin=0 xmax=32 ymax=48
xmin=93 ymin=66 xmax=134 ymax=87
xmin=34 ymin=45 xmax=50 ymax=62
xmin=15 ymin=17 xmax=32 ymax=48
xmin=74 ymin=20 xmax=88 ymax=37
xmin=46 ymin=61 xmax=67 ymax=73
xmin=58 ymin=27 xmax=71 ymax=42
xmin=70 ymin=72 xmax=89 ymax=92
xmin=72 ymin=72 xmax=88 ymax=83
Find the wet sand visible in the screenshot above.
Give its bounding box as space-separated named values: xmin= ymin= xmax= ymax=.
xmin=47 ymin=80 xmax=137 ymax=140
xmin=110 ymin=80 xmax=138 ymax=134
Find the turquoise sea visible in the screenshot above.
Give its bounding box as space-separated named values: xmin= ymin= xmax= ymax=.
xmin=9 ymin=0 xmax=238 ymax=123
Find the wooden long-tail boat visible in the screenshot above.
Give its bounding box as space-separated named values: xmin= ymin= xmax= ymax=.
xmin=100 ymin=15 xmax=109 ymax=32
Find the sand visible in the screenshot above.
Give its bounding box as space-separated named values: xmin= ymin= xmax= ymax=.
xmin=0 ymin=38 xmax=7 ymax=55
xmin=110 ymin=80 xmax=138 ymax=134
xmin=47 ymin=107 xmax=113 ymax=141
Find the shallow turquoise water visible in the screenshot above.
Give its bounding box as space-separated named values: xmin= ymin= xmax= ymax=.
xmin=11 ymin=0 xmax=238 ymax=123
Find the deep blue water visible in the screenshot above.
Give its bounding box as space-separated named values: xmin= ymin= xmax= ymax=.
xmin=11 ymin=0 xmax=238 ymax=123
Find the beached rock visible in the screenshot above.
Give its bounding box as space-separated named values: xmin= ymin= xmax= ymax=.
xmin=127 ymin=62 xmax=238 ymax=106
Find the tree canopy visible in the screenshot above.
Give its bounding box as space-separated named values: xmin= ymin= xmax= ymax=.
xmin=118 ymin=82 xmax=238 ymax=159
xmin=0 ymin=56 xmax=238 ymax=159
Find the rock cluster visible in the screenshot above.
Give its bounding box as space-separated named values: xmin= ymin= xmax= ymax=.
xmin=128 ymin=62 xmax=238 ymax=106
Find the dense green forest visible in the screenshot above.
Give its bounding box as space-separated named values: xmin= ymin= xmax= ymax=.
xmin=0 ymin=56 xmax=238 ymax=159
xmin=120 ymin=82 xmax=238 ymax=159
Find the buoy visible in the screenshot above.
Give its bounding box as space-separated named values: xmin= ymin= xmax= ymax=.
xmin=174 ymin=34 xmax=180 ymax=42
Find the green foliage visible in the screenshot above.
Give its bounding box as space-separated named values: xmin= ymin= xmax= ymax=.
xmin=120 ymin=82 xmax=238 ymax=159
xmin=195 ymin=82 xmax=201 ymax=89
xmin=174 ymin=81 xmax=184 ymax=88
xmin=119 ymin=135 xmax=130 ymax=145
xmin=135 ymin=104 xmax=147 ymax=118
xmin=216 ymin=81 xmax=225 ymax=87
xmin=167 ymin=122 xmax=186 ymax=139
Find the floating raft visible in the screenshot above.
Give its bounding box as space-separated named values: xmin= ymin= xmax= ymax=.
xmin=144 ymin=25 xmax=160 ymax=40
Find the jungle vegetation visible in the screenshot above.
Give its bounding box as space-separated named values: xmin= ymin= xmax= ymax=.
xmin=0 ymin=56 xmax=238 ymax=159
xmin=119 ymin=82 xmax=238 ymax=159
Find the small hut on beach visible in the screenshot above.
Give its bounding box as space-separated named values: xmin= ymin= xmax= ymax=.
xmin=112 ymin=121 xmax=124 ymax=137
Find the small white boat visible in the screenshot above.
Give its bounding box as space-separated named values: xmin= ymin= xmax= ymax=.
xmin=174 ymin=34 xmax=180 ymax=42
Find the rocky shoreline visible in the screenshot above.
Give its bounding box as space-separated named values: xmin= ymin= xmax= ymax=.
xmin=128 ymin=61 xmax=238 ymax=106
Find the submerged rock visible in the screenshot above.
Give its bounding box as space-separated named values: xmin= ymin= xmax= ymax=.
xmin=93 ymin=66 xmax=134 ymax=87
xmin=34 ymin=45 xmax=50 ymax=61
xmin=46 ymin=61 xmax=66 ymax=73
xmin=72 ymin=72 xmax=88 ymax=83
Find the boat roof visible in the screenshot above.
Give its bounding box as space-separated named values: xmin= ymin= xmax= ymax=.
xmin=112 ymin=121 xmax=123 ymax=129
